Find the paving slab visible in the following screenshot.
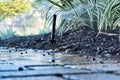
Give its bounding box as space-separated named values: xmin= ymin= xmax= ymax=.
xmin=64 ymin=74 xmax=120 ymax=80
xmin=0 ymin=67 xmax=93 ymax=78
xmin=0 ymin=48 xmax=120 ymax=80
xmin=1 ymin=76 xmax=64 ymax=80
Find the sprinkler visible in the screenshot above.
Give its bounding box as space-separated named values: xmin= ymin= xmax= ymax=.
xmin=50 ymin=14 xmax=57 ymax=63
xmin=50 ymin=14 xmax=57 ymax=43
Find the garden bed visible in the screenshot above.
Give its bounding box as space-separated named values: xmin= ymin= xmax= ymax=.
xmin=0 ymin=26 xmax=120 ymax=58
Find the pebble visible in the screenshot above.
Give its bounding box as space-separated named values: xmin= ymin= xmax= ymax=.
xmin=100 ymin=61 xmax=104 ymax=64
xmin=51 ymin=59 xmax=55 ymax=62
xmin=86 ymin=56 xmax=89 ymax=59
xmin=65 ymin=49 xmax=72 ymax=53
xmin=117 ymin=53 xmax=120 ymax=56
xmin=21 ymin=52 xmax=23 ymax=55
xmin=104 ymin=53 xmax=111 ymax=57
xmin=85 ymin=44 xmax=90 ymax=47
xmin=47 ymin=52 xmax=51 ymax=55
xmin=9 ymin=50 xmax=11 ymax=53
xmin=54 ymin=73 xmax=63 ymax=77
xmin=103 ymin=65 xmax=108 ymax=67
xmin=43 ymin=54 xmax=45 ymax=56
xmin=18 ymin=67 xmax=24 ymax=71
xmin=93 ymin=58 xmax=96 ymax=61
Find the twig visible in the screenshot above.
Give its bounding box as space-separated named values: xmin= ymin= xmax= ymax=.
xmin=96 ymin=31 xmax=118 ymax=38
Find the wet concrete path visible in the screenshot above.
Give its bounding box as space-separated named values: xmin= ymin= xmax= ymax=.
xmin=0 ymin=47 xmax=120 ymax=80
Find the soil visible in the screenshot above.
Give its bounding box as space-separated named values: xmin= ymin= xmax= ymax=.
xmin=0 ymin=26 xmax=120 ymax=57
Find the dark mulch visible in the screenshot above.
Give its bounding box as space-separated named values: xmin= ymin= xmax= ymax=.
xmin=0 ymin=26 xmax=120 ymax=57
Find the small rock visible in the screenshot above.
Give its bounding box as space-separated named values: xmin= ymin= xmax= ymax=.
xmin=51 ymin=59 xmax=55 ymax=62
xmin=18 ymin=67 xmax=24 ymax=71
xmin=65 ymin=49 xmax=72 ymax=53
xmin=103 ymin=65 xmax=108 ymax=67
xmin=10 ymin=63 xmax=13 ymax=64
xmin=93 ymin=58 xmax=96 ymax=61
xmin=86 ymin=56 xmax=89 ymax=59
xmin=101 ymin=42 xmax=104 ymax=45
xmin=43 ymin=54 xmax=45 ymax=56
xmin=85 ymin=44 xmax=90 ymax=47
xmin=6 ymin=47 xmax=9 ymax=49
xmin=15 ymin=46 xmax=18 ymax=48
xmin=100 ymin=61 xmax=104 ymax=64
xmin=47 ymin=52 xmax=50 ymax=55
xmin=117 ymin=53 xmax=120 ymax=56
xmin=104 ymin=53 xmax=111 ymax=57
xmin=97 ymin=47 xmax=100 ymax=51
xmin=117 ymin=60 xmax=120 ymax=63
xmin=9 ymin=50 xmax=11 ymax=53
xmin=21 ymin=52 xmax=23 ymax=55
xmin=54 ymin=73 xmax=63 ymax=77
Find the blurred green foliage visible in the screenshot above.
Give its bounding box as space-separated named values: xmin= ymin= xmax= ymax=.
xmin=0 ymin=26 xmax=16 ymax=39
xmin=0 ymin=0 xmax=32 ymax=19
xmin=47 ymin=0 xmax=120 ymax=35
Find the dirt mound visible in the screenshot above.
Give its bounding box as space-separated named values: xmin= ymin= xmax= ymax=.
xmin=0 ymin=26 xmax=120 ymax=57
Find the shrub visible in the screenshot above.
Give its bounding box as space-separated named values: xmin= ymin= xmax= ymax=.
xmin=47 ymin=0 xmax=120 ymax=35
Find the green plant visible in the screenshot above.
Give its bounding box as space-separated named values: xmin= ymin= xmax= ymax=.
xmin=47 ymin=0 xmax=120 ymax=35
xmin=39 ymin=27 xmax=51 ymax=35
xmin=0 ymin=26 xmax=16 ymax=39
xmin=46 ymin=0 xmax=87 ymax=35
xmin=87 ymin=0 xmax=120 ymax=33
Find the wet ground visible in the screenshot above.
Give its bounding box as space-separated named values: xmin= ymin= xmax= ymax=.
xmin=1 ymin=47 xmax=120 ymax=80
